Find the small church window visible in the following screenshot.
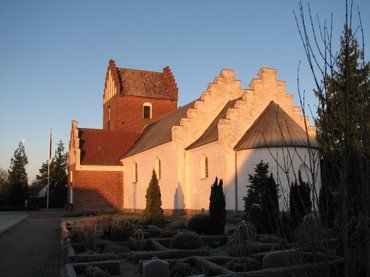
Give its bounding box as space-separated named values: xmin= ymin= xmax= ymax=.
xmin=154 ymin=158 xmax=161 ymax=180
xmin=107 ymin=106 xmax=111 ymax=129
xmin=201 ymin=155 xmax=209 ymax=179
xmin=133 ymin=162 xmax=138 ymax=183
xmin=143 ymin=102 xmax=152 ymax=119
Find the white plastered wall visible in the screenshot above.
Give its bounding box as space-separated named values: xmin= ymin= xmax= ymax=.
xmin=122 ymin=142 xmax=179 ymax=210
xmin=236 ymin=147 xmax=321 ymax=212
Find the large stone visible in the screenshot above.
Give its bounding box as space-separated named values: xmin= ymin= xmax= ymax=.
xmin=143 ymin=258 xmax=169 ymax=277
xmin=262 ymin=250 xmax=303 ymax=269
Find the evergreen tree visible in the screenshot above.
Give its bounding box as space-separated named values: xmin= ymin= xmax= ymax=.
xmin=319 ymin=179 xmax=335 ymax=228
xmin=49 ymin=140 xmax=67 ymax=208
xmin=36 ymin=161 xmax=49 ymax=187
xmin=289 ymin=171 xmax=312 ymax=228
xmin=315 ymin=26 xmax=370 ymax=218
xmin=7 ymin=141 xmax=29 ymax=206
xmin=209 ymin=177 xmax=226 ymax=235
xmin=0 ymin=168 xmax=8 ymax=205
xmin=142 ymin=170 xmax=164 ymax=224
xmin=244 ymin=161 xmax=280 ymax=232
xmin=263 ymin=174 xmax=280 ymax=233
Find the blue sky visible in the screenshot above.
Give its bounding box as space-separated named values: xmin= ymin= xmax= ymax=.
xmin=0 ymin=0 xmax=369 ymax=182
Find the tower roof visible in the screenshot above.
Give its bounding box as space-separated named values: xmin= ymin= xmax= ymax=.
xmin=104 ymin=59 xmax=178 ymax=101
xmin=234 ymin=101 xmax=318 ymax=150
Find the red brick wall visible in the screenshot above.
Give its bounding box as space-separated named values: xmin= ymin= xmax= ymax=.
xmin=70 ymin=169 xmax=123 ymax=212
xmin=103 ymin=95 xmax=177 ymax=132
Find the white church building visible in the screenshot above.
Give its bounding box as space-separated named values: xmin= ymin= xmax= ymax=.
xmin=68 ymin=61 xmax=320 ymax=213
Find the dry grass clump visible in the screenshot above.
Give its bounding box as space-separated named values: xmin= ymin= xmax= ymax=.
xmin=226 ymin=220 xmax=256 ymax=257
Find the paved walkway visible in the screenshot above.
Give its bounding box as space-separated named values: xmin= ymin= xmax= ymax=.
xmin=0 ymin=211 xmax=30 ymax=234
xmin=0 ymin=211 xmax=62 ymax=277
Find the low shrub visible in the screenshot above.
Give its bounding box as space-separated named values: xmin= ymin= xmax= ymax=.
xmin=166 ymin=221 xmax=187 ymax=230
xmin=172 ymin=231 xmax=203 ymax=249
xmin=187 ymin=213 xmax=210 ymax=235
xmin=225 ymin=257 xmax=261 ymax=272
xmin=110 ymin=219 xmax=134 ymax=241
xmin=97 ymin=216 xmax=114 ymax=238
xmin=70 ymin=220 xmax=102 ymax=251
xmin=73 ymin=260 xmax=120 ymax=274
xmin=171 ymin=262 xmax=192 ymax=277
xmin=85 ymin=266 xmax=110 ymax=277
xmin=294 ymin=213 xmax=323 ymax=249
xmin=160 ymin=229 xmax=177 ymax=238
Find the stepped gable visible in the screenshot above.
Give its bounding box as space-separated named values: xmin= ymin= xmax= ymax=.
xmin=78 ymin=128 xmax=141 ymax=165
xmin=116 ymin=66 xmax=178 ymax=100
xmin=234 ymin=101 xmax=318 ymax=151
xmin=122 ymin=100 xmax=197 ymax=158
xmin=185 ymin=98 xmax=240 ymax=150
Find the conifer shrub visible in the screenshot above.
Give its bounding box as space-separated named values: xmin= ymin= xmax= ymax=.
xmin=187 ymin=213 xmax=211 ymax=235
xmin=171 ymin=231 xmax=203 ymax=249
xmin=318 ymin=181 xmax=335 ymax=228
xmin=209 ymin=177 xmax=226 ymax=235
xmin=141 ymin=170 xmax=164 ymax=224
xmin=289 ymin=171 xmax=312 ymax=229
xmin=244 ymin=161 xmax=280 ymax=233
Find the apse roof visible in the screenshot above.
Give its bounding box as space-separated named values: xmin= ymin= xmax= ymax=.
xmin=234 ymin=101 xmax=318 ymax=151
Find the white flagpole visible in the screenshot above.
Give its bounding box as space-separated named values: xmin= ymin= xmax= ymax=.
xmin=47 ymin=128 xmax=52 ymax=209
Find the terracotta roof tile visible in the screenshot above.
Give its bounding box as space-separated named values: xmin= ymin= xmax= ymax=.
xmin=234 ymin=101 xmax=318 ymax=150
xmin=186 ymin=99 xmax=239 ymax=150
xmin=123 ymin=100 xmax=197 ymax=158
xmin=117 ymin=68 xmax=177 ymax=100
xmin=79 ymin=128 xmax=141 ymax=165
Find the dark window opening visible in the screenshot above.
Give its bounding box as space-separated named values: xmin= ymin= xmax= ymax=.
xmin=143 ymin=105 xmax=151 ymax=119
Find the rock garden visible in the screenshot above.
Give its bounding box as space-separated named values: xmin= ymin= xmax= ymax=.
xmin=62 ymin=172 xmax=344 ymax=276
xmin=62 ymin=211 xmax=344 ymax=277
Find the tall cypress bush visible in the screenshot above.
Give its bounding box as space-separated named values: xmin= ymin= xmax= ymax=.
xmin=209 ymin=177 xmax=226 ymax=235
xmin=142 ymin=170 xmax=164 ymax=224
xmin=289 ymin=171 xmax=312 ymax=228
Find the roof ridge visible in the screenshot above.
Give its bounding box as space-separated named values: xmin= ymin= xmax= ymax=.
xmin=118 ymin=67 xmax=165 ymax=74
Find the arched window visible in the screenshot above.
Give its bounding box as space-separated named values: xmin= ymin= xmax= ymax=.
xmin=143 ymin=102 xmax=152 ymax=119
xmin=154 ymin=157 xmax=161 ymax=180
xmin=200 ymin=155 xmax=209 ymax=179
xmin=133 ymin=162 xmax=138 ymax=183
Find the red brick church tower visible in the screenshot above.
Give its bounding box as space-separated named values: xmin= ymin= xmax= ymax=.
xmin=102 ymin=59 xmax=178 ymax=132
xmin=68 ymin=59 xmax=178 ymax=212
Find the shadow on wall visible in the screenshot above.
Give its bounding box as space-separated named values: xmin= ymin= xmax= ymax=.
xmin=174 ymin=183 xmax=185 ymax=209
xmin=73 ymin=187 xmax=121 ymax=213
